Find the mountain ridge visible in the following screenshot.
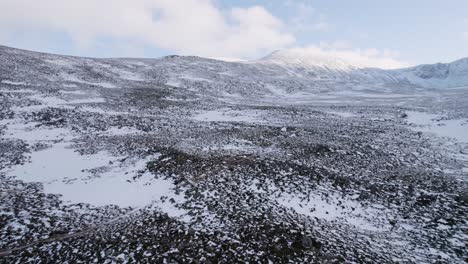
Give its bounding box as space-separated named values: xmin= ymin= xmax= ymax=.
xmin=1 ymin=45 xmax=468 ymax=94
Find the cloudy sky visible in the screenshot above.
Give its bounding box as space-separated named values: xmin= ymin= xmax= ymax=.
xmin=0 ymin=0 xmax=467 ymax=68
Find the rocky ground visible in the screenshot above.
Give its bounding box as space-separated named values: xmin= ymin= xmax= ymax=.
xmin=0 ymin=46 xmax=467 ymax=263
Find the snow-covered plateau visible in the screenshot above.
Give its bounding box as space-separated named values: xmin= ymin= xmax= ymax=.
xmin=0 ymin=45 xmax=467 ymax=263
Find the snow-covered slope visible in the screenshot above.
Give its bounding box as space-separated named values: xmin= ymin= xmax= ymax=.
xmin=252 ymin=49 xmax=405 ymax=90
xmin=1 ymin=45 xmax=467 ymax=99
xmin=256 ymin=49 xmax=468 ymax=89
xmin=259 ymin=49 xmax=359 ymax=71
xmin=1 ymin=45 xmax=467 ymax=263
xmin=392 ymin=57 xmax=468 ymax=88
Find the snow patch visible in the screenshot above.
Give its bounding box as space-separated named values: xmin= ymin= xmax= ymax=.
xmin=276 ymin=191 xmax=385 ymax=231
xmin=3 ymin=122 xmax=74 ymax=142
xmin=2 ymin=118 xmax=186 ymax=216
xmin=192 ymin=109 xmax=264 ymax=123
xmin=0 ymin=88 xmax=35 ymax=93
xmin=166 ymin=79 xmax=181 ymax=87
xmin=328 ymin=111 xmax=356 ymax=118
xmin=6 ymin=144 xmax=184 ymax=210
xmin=112 ymin=68 xmax=144 ymax=81
xmin=103 ymin=127 xmax=142 ymax=136
xmin=1 ymin=80 xmax=27 ymax=86
xmin=62 ymin=74 xmax=117 ymax=89
xmin=59 ymin=89 xmax=85 ymax=95
xmin=45 ymin=58 xmax=75 ymax=67
xmin=406 ymin=111 xmax=468 ymax=143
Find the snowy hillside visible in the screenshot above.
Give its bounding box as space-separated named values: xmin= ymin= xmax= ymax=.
xmin=0 ymin=45 xmax=467 ymax=263
xmin=259 ymin=49 xmax=360 ymax=71
xmin=393 ymin=57 xmax=468 ymax=88
xmin=256 ymin=48 xmax=468 ymax=89
xmin=1 ymin=45 xmax=467 ymax=100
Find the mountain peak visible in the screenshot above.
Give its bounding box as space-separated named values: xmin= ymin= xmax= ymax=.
xmin=259 ymin=49 xmax=356 ymax=71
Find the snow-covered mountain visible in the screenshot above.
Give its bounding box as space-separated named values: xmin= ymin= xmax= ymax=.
xmin=391 ymin=57 xmax=468 ymax=88
xmin=1 ymin=45 xmax=467 ymax=263
xmin=1 ymin=45 xmax=467 ymax=100
xmin=259 ymin=49 xmax=360 ymax=71
xmin=256 ymin=48 xmax=468 ymax=89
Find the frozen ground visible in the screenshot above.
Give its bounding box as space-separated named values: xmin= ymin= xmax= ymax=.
xmin=0 ymin=45 xmax=467 ymax=263
xmin=406 ymin=111 xmax=468 ymax=143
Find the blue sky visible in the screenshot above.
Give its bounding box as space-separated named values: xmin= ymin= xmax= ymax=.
xmin=0 ymin=0 xmax=467 ymax=67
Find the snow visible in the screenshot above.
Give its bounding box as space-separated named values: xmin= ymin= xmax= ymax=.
xmin=1 ymin=80 xmax=27 ymax=85
xmin=406 ymin=111 xmax=468 ymax=143
xmin=248 ymin=180 xmax=386 ymax=232
xmin=259 ymin=49 xmax=358 ymax=71
xmin=103 ymin=127 xmax=142 ymax=136
xmin=18 ymin=94 xmax=105 ymax=109
xmin=2 ymin=119 xmax=187 ymax=217
xmin=94 ymin=82 xmax=117 ymax=89
xmin=202 ymin=139 xmax=255 ymax=152
xmin=111 ymin=68 xmax=144 ymax=81
xmin=59 ymin=90 xmax=86 ymax=95
xmin=61 ymin=73 xmax=118 ymax=89
xmin=166 ymin=79 xmax=181 ymax=87
xmin=192 ymin=109 xmax=264 ymax=123
xmin=276 ymin=191 xmax=385 ymax=232
xmin=4 ymin=139 xmax=186 ymax=214
xmin=327 ymin=111 xmax=356 ymax=118
xmin=396 ymin=58 xmax=468 ymax=89
xmin=62 ymin=84 xmax=78 ymax=88
xmin=1 ymin=45 xmax=467 ymax=263
xmin=8 ymin=142 xmax=106 ymax=184
xmin=2 ymin=122 xmax=74 ymax=141
xmin=68 ymin=98 xmax=106 ymax=104
xmin=255 ymin=49 xmax=468 ymax=89
xmin=80 ymin=106 xmax=129 ymax=115
xmin=45 ymin=58 xmax=75 ymax=67
xmin=0 ymin=88 xmax=35 ymax=93
xmin=180 ymin=75 xmax=215 ymax=83
xmin=10 ymin=145 xmax=182 ymax=209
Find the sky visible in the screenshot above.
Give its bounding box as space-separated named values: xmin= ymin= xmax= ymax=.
xmin=0 ymin=0 xmax=467 ymax=68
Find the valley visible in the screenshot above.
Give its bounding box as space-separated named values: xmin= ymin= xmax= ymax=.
xmin=0 ymin=45 xmax=467 ymax=263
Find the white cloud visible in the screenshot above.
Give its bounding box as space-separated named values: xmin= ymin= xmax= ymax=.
xmin=0 ymin=0 xmax=294 ymax=59
xmin=283 ymin=45 xmax=407 ymax=69
xmin=286 ymin=1 xmax=330 ymax=33
xmin=0 ymin=0 xmax=406 ymax=68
